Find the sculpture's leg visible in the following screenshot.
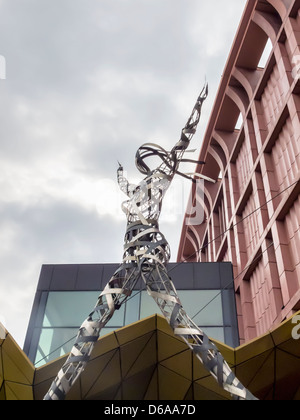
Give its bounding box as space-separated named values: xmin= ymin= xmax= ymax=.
xmin=142 ymin=264 xmax=258 ymax=401
xmin=44 ymin=265 xmax=140 ymax=400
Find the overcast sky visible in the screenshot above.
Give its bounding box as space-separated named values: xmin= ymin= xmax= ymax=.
xmin=0 ymin=0 xmax=246 ymax=347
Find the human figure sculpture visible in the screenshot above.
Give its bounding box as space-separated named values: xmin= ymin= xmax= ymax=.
xmin=44 ymin=85 xmax=257 ymax=401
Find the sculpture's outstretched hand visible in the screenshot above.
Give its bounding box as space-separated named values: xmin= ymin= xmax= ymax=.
xmin=173 ymin=82 xmax=208 ymax=153
xmin=117 ymin=161 xmax=137 ymax=197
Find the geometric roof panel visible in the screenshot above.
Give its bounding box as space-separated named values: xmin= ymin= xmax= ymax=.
xmin=0 ymin=312 xmax=300 ymax=400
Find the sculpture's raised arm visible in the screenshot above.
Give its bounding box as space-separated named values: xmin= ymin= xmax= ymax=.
xmin=173 ymin=82 xmax=208 ymax=156
xmin=117 ymin=162 xmax=136 ymax=197
xmin=133 ymin=84 xmax=209 ymax=183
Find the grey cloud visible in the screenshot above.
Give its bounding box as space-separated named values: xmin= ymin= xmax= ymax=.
xmin=0 ymin=197 xmax=125 ymax=345
xmin=0 ymin=199 xmax=125 ymax=261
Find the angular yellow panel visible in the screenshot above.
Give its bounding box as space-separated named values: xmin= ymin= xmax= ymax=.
xmin=235 ymin=332 xmax=274 ymax=365
xmin=89 ymin=383 xmax=121 ymax=401
xmin=160 ymin=349 xmax=192 ymax=381
xmin=65 ymin=372 xmax=82 ymax=401
xmin=156 ymin=314 xmax=174 ymax=335
xmin=245 ymin=353 xmax=275 ymax=400
xmin=277 ymin=337 xmax=300 ymax=358
xmin=271 ymin=312 xmax=300 ymax=346
xmin=212 ymin=339 xmax=235 ymax=367
xmin=5 ymin=382 xmax=33 ymax=400
xmin=122 ymin=366 xmax=156 ymax=400
xmin=184 ymin=384 xmax=193 ymax=400
xmin=144 ymin=367 xmax=158 ymax=400
xmin=115 ymin=316 xmax=156 ymax=346
xmin=293 ymin=385 xmax=300 ymax=401
xmin=84 ymin=349 xmax=121 ymax=400
xmin=81 ymin=349 xmax=119 ymax=398
xmin=3 ymin=351 xmax=29 ymax=384
xmin=274 ymin=348 xmax=300 ymax=400
xmin=0 ymin=384 xmax=5 ymax=400
xmin=120 ymin=331 xmax=154 ymax=378
xmin=259 ymin=384 xmax=274 ymax=400
xmin=195 ymin=374 xmax=233 ymax=400
xmin=2 ymin=335 xmax=34 ymax=385
xmin=121 ymin=332 xmax=157 ymax=380
xmin=90 ymin=331 xmax=119 ymax=361
xmin=158 ymin=364 xmax=191 ymax=400
xmin=157 ymin=330 xmax=188 ymax=362
xmin=114 ymin=386 xmax=123 ymax=401
xmin=0 ymin=348 xmax=3 ymax=386
xmin=193 ymin=352 xmax=213 ymax=381
xmin=196 ymin=375 xmax=232 ymax=400
xmin=235 ymin=349 xmax=274 ymax=395
xmin=34 ymin=355 xmax=67 ymax=394
xmin=33 ymin=381 xmax=50 ymax=401
xmin=0 ymin=324 xmax=6 ymax=346
xmin=157 ymin=313 xmax=235 ymax=364
xmin=27 ymin=313 xmax=300 ymax=400
xmin=193 ymin=380 xmax=230 ymax=400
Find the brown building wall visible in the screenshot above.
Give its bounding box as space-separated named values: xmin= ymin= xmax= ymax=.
xmin=177 ymin=0 xmax=300 ymax=343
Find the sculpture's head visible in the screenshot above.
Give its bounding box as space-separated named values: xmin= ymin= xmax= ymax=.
xmin=135 ymin=143 xmax=176 ymax=175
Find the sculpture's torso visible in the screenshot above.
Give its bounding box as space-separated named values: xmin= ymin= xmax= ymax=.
xmin=121 ymin=170 xmax=172 ymax=268
xmin=122 ymin=171 xmax=171 ymax=225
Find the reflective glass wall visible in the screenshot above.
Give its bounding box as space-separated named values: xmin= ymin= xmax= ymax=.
xmin=24 ymin=263 xmax=239 ymax=367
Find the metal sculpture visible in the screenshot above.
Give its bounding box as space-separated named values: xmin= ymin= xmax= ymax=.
xmin=44 ymin=85 xmax=257 ymax=401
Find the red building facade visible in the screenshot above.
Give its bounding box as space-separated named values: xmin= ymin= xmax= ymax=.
xmin=178 ymin=0 xmax=300 ymax=343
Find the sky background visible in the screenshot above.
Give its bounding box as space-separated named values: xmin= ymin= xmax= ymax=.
xmin=0 ymin=0 xmax=246 ymax=348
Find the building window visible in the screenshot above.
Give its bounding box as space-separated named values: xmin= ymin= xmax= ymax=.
xmin=257 ymin=38 xmax=272 ymax=69
xmin=32 ymin=288 xmax=232 ymax=367
xmin=43 ymin=291 xmax=99 ymax=327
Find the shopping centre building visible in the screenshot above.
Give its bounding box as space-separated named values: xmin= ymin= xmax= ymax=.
xmin=1 ymin=0 xmax=300 ymax=401
xmin=178 ymin=0 xmax=300 ymax=344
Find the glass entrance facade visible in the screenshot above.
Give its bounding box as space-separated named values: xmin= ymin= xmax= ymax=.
xmin=24 ymin=262 xmax=239 ymax=367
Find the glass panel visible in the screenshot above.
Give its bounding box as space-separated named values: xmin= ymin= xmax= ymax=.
xmin=140 ymin=291 xmax=161 ymax=319
xmin=140 ymin=290 xmax=224 ymax=326
xmin=37 ymin=291 xmax=129 ymax=366
xmin=43 ymin=292 xmax=99 ymax=327
xmin=27 ymin=328 xmax=43 ymax=362
xmin=125 ymin=291 xmax=141 ymax=325
xmin=179 ymin=290 xmax=223 ymax=326
xmin=35 ymin=327 xmax=78 ymax=367
xmin=106 ymin=304 xmax=125 ymax=327
xmin=202 ymin=327 xmax=224 ymax=343
xmin=33 ymin=289 xmax=233 ymax=366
